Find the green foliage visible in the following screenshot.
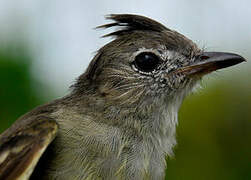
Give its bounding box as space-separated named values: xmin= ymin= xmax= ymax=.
xmin=0 ymin=46 xmax=52 ymax=132
xmin=166 ymin=81 xmax=251 ymax=180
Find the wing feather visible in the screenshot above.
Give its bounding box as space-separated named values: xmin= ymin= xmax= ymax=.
xmin=0 ymin=116 xmax=58 ymax=180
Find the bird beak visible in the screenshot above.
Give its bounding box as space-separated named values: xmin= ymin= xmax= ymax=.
xmin=173 ymin=52 xmax=246 ymax=76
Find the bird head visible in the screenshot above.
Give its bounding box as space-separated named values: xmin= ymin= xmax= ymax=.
xmin=73 ymin=14 xmax=245 ymax=111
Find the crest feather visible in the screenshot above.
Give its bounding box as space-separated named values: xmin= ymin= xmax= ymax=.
xmin=97 ymin=14 xmax=169 ymax=37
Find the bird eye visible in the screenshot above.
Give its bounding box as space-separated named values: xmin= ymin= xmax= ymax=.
xmin=133 ymin=52 xmax=160 ymax=72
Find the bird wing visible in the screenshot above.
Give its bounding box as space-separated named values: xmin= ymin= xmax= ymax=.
xmin=0 ymin=116 xmax=58 ymax=180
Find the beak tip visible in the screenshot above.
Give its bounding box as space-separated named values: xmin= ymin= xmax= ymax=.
xmin=234 ymin=54 xmax=246 ymax=64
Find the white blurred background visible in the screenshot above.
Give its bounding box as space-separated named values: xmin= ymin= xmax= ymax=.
xmin=0 ymin=0 xmax=250 ymax=95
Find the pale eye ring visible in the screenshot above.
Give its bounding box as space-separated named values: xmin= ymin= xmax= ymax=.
xmin=133 ymin=52 xmax=160 ymax=72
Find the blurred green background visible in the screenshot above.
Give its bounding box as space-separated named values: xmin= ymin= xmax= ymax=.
xmin=0 ymin=0 xmax=250 ymax=179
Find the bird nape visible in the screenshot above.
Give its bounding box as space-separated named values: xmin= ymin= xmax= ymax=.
xmin=0 ymin=14 xmax=245 ymax=180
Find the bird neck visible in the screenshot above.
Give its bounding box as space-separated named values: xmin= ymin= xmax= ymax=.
xmin=70 ymin=85 xmax=187 ymax=157
xmin=85 ymin=92 xmax=183 ymax=157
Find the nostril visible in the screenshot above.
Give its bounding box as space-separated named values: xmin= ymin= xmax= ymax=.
xmin=200 ymin=55 xmax=210 ymax=60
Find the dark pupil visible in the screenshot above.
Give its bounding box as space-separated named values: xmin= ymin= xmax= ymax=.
xmin=134 ymin=52 xmax=160 ymax=72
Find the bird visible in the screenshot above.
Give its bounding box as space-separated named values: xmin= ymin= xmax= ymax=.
xmin=0 ymin=14 xmax=246 ymax=180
